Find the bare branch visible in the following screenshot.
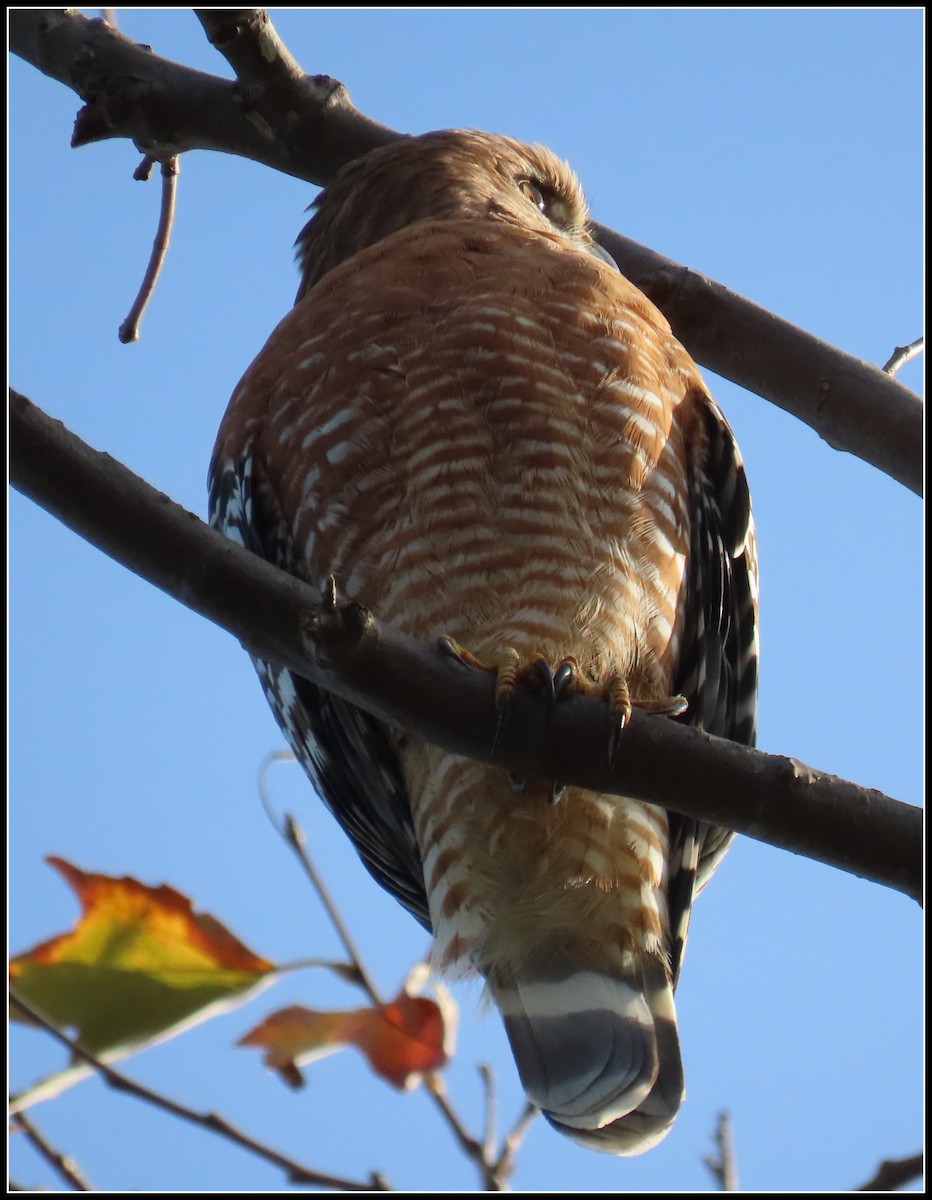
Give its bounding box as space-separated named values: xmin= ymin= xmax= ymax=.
xmin=8 ymin=8 xmax=921 ymax=494
xmin=10 ymin=8 xmax=398 ymax=182
xmin=195 ymin=8 xmax=310 ymax=90
xmin=492 ymin=1101 xmax=539 ymax=1185
xmin=8 ymin=389 xmax=922 ymax=903
xmin=421 ymin=1073 xmax=484 ymax=1163
xmin=260 ymin=753 xmax=520 ymax=1187
xmin=118 ymin=155 xmax=179 ymax=343
xmin=279 ymin=814 xmax=384 ymax=1005
xmin=478 ymin=1063 xmax=497 ymax=1167
xmin=593 ymin=228 xmax=923 ymax=496
xmin=258 ymin=749 xmax=383 ymax=1003
xmin=10 ymin=1111 xmax=93 ymax=1192
xmin=882 ymin=336 xmax=924 ymax=376
xmin=8 ymin=990 xmax=390 ymax=1191
xmin=703 ymin=1110 xmax=739 ymax=1191
xmin=856 ymin=1151 xmax=923 ymax=1191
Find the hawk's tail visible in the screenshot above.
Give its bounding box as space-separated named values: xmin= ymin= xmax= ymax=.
xmin=488 ymin=951 xmax=683 ymax=1155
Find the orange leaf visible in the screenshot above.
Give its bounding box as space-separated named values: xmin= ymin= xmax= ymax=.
xmin=240 ymin=987 xmax=451 ymax=1090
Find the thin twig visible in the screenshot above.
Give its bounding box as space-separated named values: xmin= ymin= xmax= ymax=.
xmin=118 ymin=156 xmax=179 ymax=343
xmin=478 ymin=1063 xmax=497 ymax=1166
xmin=10 ymin=1111 xmax=93 ymax=1192
xmin=422 ymin=1071 xmax=483 ymax=1160
xmin=882 ymin=336 xmax=924 ymax=376
xmin=856 ymin=1151 xmax=923 ymax=1191
xmin=132 ymin=153 xmax=155 ymax=182
xmin=703 ymin=1110 xmax=739 ymax=1191
xmin=8 ymin=990 xmax=388 ymax=1191
xmin=260 ymin=754 xmax=522 ymax=1188
xmin=491 ymin=1101 xmax=539 ymax=1186
xmin=258 ymin=750 xmax=384 ymax=1004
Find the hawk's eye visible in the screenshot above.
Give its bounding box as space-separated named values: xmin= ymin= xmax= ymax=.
xmin=518 ymin=179 xmax=547 ymax=213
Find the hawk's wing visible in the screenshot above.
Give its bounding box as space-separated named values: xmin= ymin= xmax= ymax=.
xmin=666 ymin=391 xmax=759 ymax=983
xmin=208 ymin=449 xmax=432 ymax=930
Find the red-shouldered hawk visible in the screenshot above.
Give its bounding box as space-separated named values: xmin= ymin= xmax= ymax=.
xmin=209 ymin=129 xmax=758 ymax=1154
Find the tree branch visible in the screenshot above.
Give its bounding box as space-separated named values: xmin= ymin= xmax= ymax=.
xmin=882 ymin=336 xmax=924 ymax=376
xmin=118 ymin=155 xmax=179 ymax=343
xmin=9 ymin=388 xmax=921 ymax=904
xmin=10 ymin=8 xmax=398 ymax=181
xmin=703 ymin=1110 xmax=739 ymax=1191
xmin=592 ymin=226 xmax=923 ymax=495
xmin=10 ymin=1111 xmax=93 ymax=1192
xmin=855 ymin=1151 xmax=923 ymax=1191
xmin=9 ymin=8 xmax=921 ymax=494
xmin=8 ymin=991 xmax=389 ymax=1191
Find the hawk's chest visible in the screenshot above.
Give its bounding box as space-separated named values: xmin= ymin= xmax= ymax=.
xmin=264 ymin=283 xmax=693 ymax=678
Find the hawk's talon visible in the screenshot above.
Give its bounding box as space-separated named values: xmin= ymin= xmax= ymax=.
xmin=607 ymin=710 xmax=630 ymax=767
xmin=321 ymin=574 xmax=338 ymax=609
xmin=494 ymin=647 xmax=522 ymax=709
xmin=635 ymin=694 xmax=689 ymax=718
xmin=607 ymin=691 xmax=689 ymax=765
xmin=553 ymin=658 xmax=578 ymax=699
xmin=533 ymin=655 xmax=557 ymax=702
xmin=438 ymin=635 xmax=492 ymax=672
xmin=507 ymin=771 xmax=528 ymax=794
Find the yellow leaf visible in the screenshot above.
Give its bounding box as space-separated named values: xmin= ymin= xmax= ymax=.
xmin=10 ymin=856 xmax=277 ymax=1058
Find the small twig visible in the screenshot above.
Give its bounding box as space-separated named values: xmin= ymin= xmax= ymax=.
xmin=118 ymin=156 xmax=179 ymax=343
xmin=856 ymin=1151 xmax=923 ymax=1191
xmin=10 ymin=1111 xmax=93 ymax=1192
xmin=491 ymin=1101 xmax=539 ymax=1187
xmin=882 ymin=336 xmax=924 ymax=376
xmin=259 ymin=753 xmax=524 ymax=1187
xmin=258 ymin=750 xmax=383 ymax=1004
xmin=478 ymin=1064 xmax=497 ymax=1167
xmin=8 ymin=990 xmax=388 ymax=1191
xmin=703 ymin=1110 xmax=739 ymax=1191
xmin=421 ymin=1071 xmax=483 ymax=1160
xmin=132 ymin=153 xmax=155 ymax=182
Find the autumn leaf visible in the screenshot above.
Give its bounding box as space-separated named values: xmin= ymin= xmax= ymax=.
xmin=10 ymin=856 xmax=277 ymax=1070
xmin=239 ymin=982 xmax=454 ymax=1091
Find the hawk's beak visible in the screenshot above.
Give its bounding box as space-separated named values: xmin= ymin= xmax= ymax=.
xmin=585 ymin=238 xmax=620 ymax=272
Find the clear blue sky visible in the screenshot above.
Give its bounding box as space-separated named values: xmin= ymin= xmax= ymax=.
xmin=10 ymin=8 xmax=922 ymax=1192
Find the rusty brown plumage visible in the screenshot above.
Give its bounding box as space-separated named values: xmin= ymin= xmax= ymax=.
xmin=210 ymin=129 xmax=758 ymax=1154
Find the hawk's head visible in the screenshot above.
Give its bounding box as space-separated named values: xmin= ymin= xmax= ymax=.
xmin=295 ymin=128 xmax=614 ymax=299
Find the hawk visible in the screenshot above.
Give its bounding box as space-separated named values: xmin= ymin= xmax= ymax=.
xmin=209 ymin=129 xmax=758 ymax=1154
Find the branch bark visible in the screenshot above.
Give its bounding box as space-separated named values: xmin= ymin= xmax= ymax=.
xmin=9 ymin=388 xmax=922 ymax=904
xmin=9 ymin=8 xmax=922 ymax=495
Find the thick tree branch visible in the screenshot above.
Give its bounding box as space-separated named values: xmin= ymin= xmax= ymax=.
xmin=9 ymin=8 xmax=922 ymax=494
xmin=9 ymin=8 xmax=398 ymax=181
xmin=9 ymin=389 xmax=922 ymax=904
xmin=592 ymin=227 xmax=923 ymax=495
